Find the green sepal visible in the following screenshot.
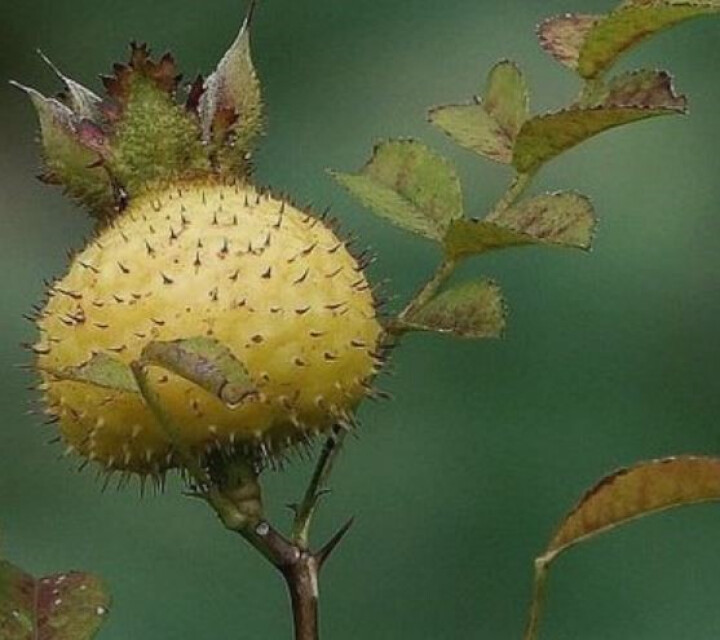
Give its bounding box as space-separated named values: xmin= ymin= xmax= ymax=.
xmin=199 ymin=1 xmax=263 ymax=175
xmin=403 ymin=280 xmax=506 ymax=339
xmin=332 ymin=139 xmax=463 ymax=241
xmin=10 ymin=81 xmax=116 ymax=217
xmin=0 ymin=560 xmax=110 ymax=640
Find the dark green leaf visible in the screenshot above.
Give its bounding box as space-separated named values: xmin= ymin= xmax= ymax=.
xmin=403 ymin=280 xmax=506 ymax=339
xmin=0 ymin=561 xmax=110 ymax=640
xmin=332 ymin=139 xmax=463 ymax=240
xmin=445 ymin=219 xmax=533 ymax=258
xmin=512 ymin=103 xmax=683 ymax=174
xmin=140 ymin=336 xmax=257 ymax=409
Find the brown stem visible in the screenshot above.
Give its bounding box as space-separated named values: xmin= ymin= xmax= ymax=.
xmin=283 ymin=553 xmax=320 ymax=640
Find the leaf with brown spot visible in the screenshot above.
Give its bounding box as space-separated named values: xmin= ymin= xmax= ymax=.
xmin=37 ymin=50 xmax=102 ymax=120
xmin=332 ymin=139 xmax=463 ymax=241
xmin=598 ymin=68 xmax=687 ymax=109
xmin=0 ymin=561 xmax=110 ymax=640
xmin=444 ymin=192 xmax=595 ymax=257
xmin=429 ymin=60 xmax=529 ymax=164
xmin=537 ymin=14 xmax=603 ymax=70
xmin=403 ymin=280 xmax=506 ymax=339
xmin=140 ymin=336 xmax=257 ymax=408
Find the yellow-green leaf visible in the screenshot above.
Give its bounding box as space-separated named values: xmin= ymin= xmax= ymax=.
xmin=332 ymin=139 xmax=463 ymax=240
xmin=140 ymin=336 xmax=257 ymax=409
xmin=45 ymin=353 xmax=139 ymax=394
xmin=579 ymin=2 xmax=720 ymax=79
xmin=404 ymin=280 xmax=506 ymax=339
xmin=0 ymin=562 xmax=110 ymax=640
xmin=429 ymin=61 xmax=529 ymax=164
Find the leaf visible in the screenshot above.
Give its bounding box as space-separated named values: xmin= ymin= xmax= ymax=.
xmin=578 ymin=2 xmax=720 ymax=79
xmin=46 ymin=353 xmax=140 ymax=394
xmin=403 ymin=280 xmax=506 ymax=339
xmin=332 ymin=139 xmax=463 ymax=240
xmin=199 ymin=0 xmax=263 ymax=166
xmin=444 ymin=191 xmax=595 ymax=257
xmin=488 ymin=192 xmax=596 ymax=250
xmin=429 ymin=60 xmax=529 ymax=164
xmin=512 ymin=100 xmax=684 ymax=174
xmin=543 ymin=456 xmax=720 ymax=562
xmin=37 ymin=50 xmax=102 ymax=120
xmin=140 ymin=336 xmax=257 ymax=408
xmin=600 ymin=68 xmax=687 ymax=109
xmin=0 ymin=561 xmax=110 ymax=640
xmin=537 ymin=14 xmax=603 ymax=70
xmin=539 ymin=2 xmax=720 ymax=79
xmin=524 ymin=455 xmax=720 ymax=640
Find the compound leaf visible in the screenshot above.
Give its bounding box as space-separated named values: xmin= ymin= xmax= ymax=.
xmin=403 ymin=280 xmax=506 ymax=339
xmin=0 ymin=562 xmax=110 ymax=640
xmin=332 ymin=139 xmax=463 ymax=241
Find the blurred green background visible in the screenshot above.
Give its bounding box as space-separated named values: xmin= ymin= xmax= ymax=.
xmin=2 ymin=0 xmax=720 ymax=638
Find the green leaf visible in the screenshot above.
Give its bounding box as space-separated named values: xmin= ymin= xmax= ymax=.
xmin=45 ymin=353 xmax=139 ymax=394
xmin=539 ymin=2 xmax=720 ymax=79
xmin=537 ymin=14 xmax=603 ymax=70
xmin=488 ymin=192 xmax=596 ymax=250
xmin=0 ymin=561 xmax=110 ymax=640
xmin=140 ymin=336 xmax=257 ymax=409
xmin=332 ymin=139 xmax=463 ymax=240
xmin=512 ymin=83 xmax=685 ymax=173
xmin=579 ymin=2 xmax=720 ymax=79
xmin=403 ymin=280 xmax=506 ymax=339
xmin=444 ymin=191 xmax=595 ymax=257
xmin=542 ymin=456 xmax=720 ymax=562
xmin=429 ymin=60 xmax=529 ymax=164
xmin=484 ymin=61 xmax=530 ymax=140
xmin=199 ymin=1 xmax=263 ymax=173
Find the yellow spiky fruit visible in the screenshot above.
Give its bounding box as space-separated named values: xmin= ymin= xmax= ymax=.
xmin=34 ymin=178 xmax=383 ymax=474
